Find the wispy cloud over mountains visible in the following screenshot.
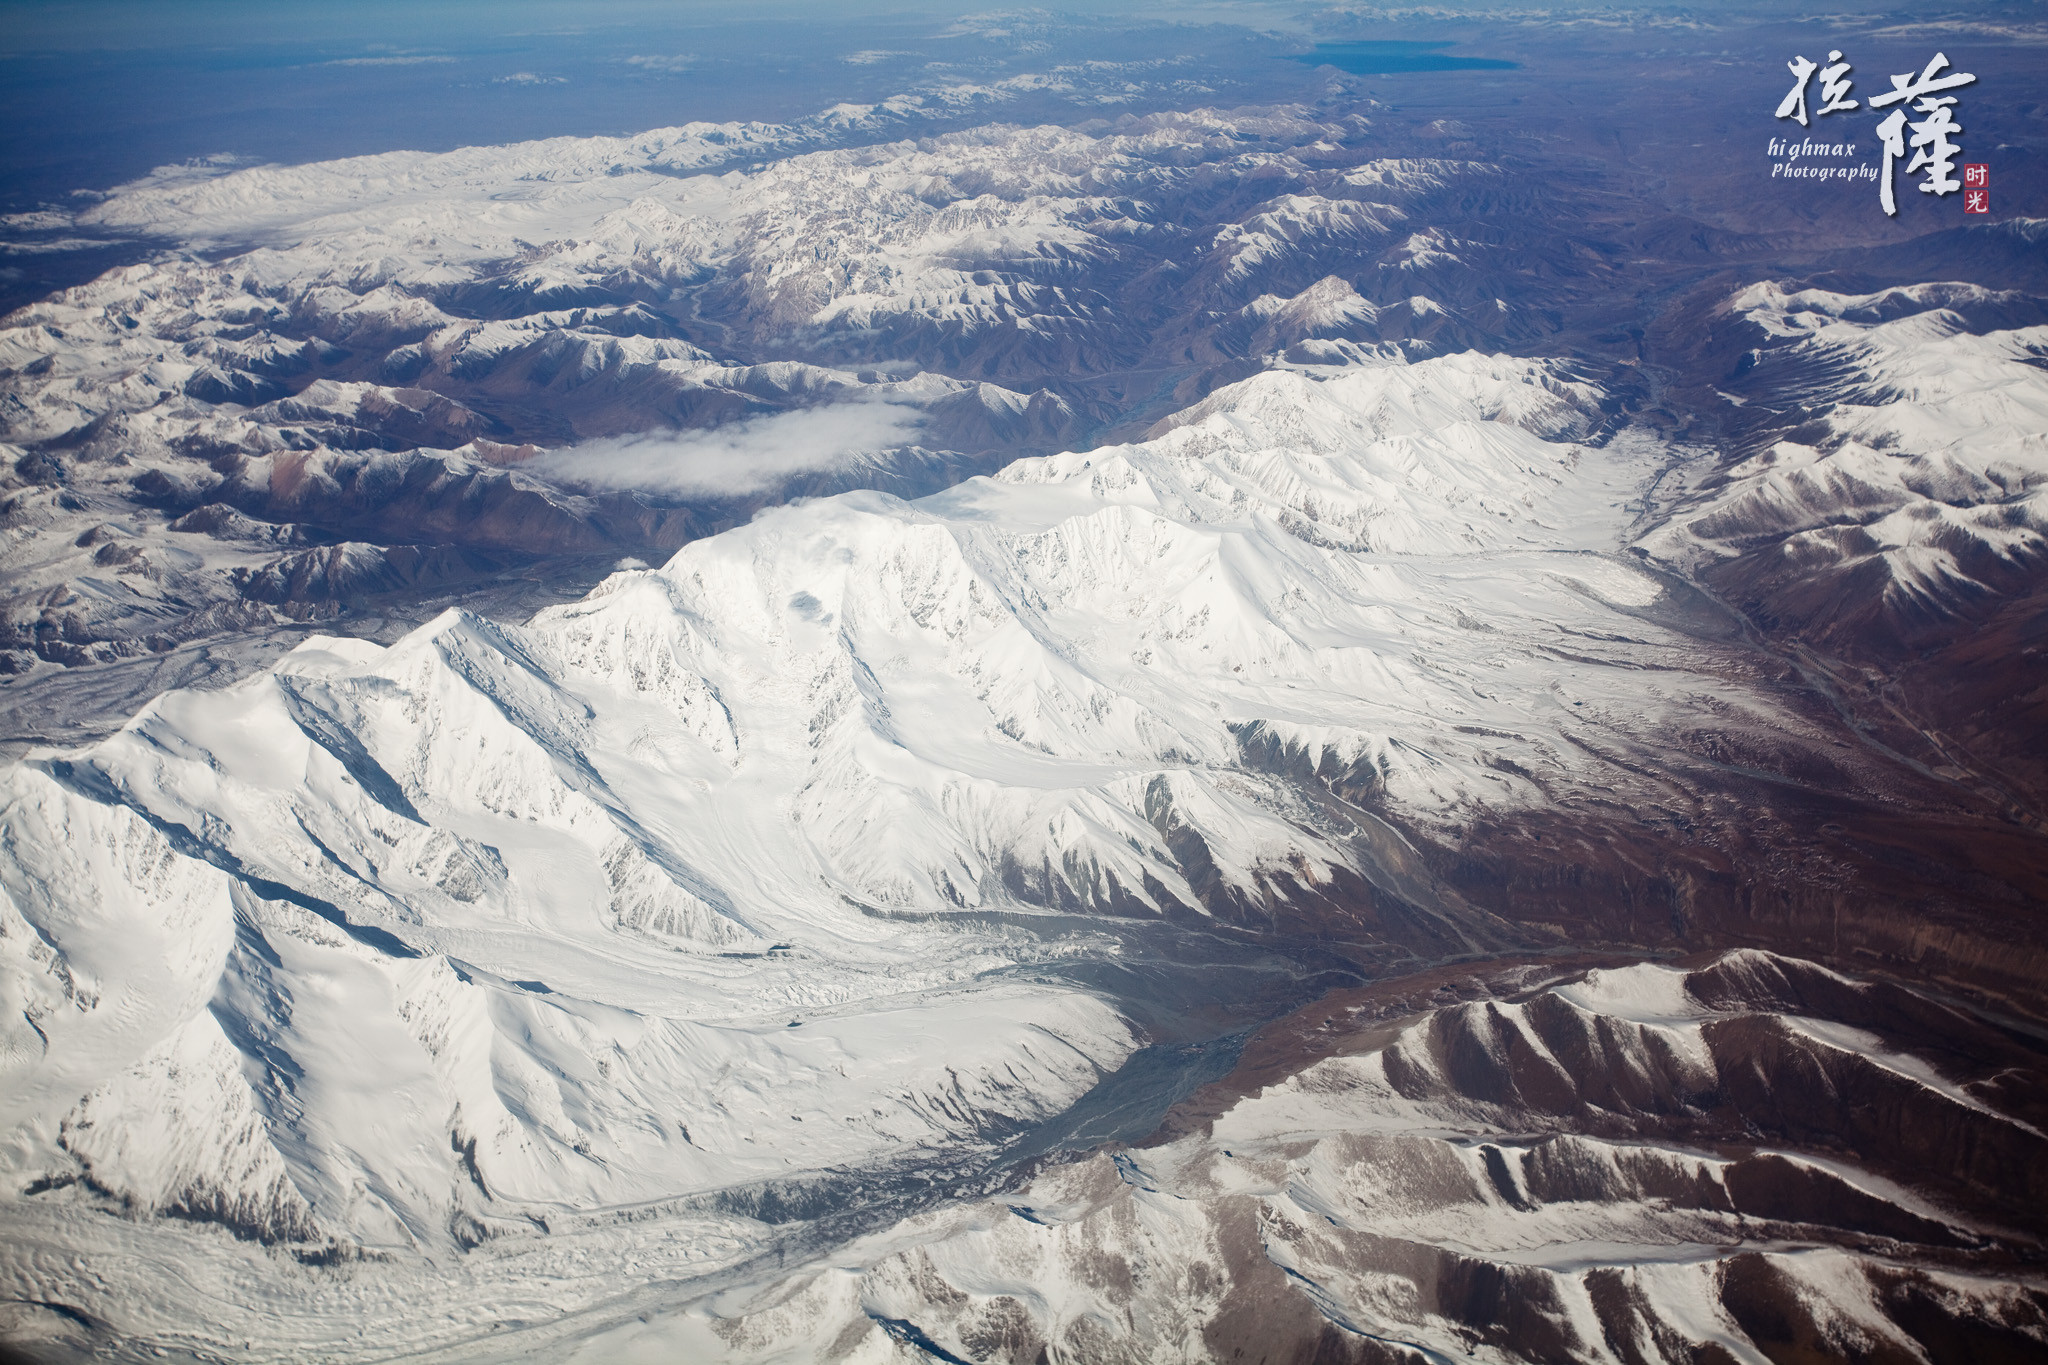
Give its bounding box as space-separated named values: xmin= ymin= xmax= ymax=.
xmin=531 ymin=400 xmax=927 ymax=496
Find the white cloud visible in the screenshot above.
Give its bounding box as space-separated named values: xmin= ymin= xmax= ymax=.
xmin=625 ymin=53 xmax=696 ymax=73
xmin=529 ymin=400 xmax=926 ymax=497
xmin=844 ymin=50 xmax=915 ymax=65
xmin=494 ymin=71 xmax=565 ymax=85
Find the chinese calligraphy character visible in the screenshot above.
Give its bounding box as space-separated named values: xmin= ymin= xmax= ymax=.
xmin=1964 ymin=188 xmax=1989 ymax=214
xmin=1876 ymin=109 xmax=1908 ymax=215
xmin=1817 ymin=52 xmax=1859 ymax=115
xmin=1777 ymin=50 xmax=1859 ymax=127
xmin=1776 ymin=55 xmax=1819 ymax=127
xmin=1868 ymin=53 xmax=1977 ymax=216
xmin=1908 ymin=99 xmax=1965 ymax=195
xmin=1867 ymin=52 xmax=1977 ymax=110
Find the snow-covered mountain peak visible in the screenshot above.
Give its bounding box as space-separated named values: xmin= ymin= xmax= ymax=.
xmin=1061 ymin=355 xmax=1609 ymax=554
xmin=1240 ymin=274 xmax=1379 ymax=335
xmin=6 ymin=348 xmax=1783 ymax=1325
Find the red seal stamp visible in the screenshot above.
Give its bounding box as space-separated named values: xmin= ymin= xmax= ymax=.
xmin=1963 ymin=163 xmax=1989 ymax=188
xmin=1964 ymin=188 xmax=1989 ymax=213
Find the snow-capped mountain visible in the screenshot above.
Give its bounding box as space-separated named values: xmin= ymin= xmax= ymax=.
xmin=1 ymin=107 xmax=1578 ymax=719
xmin=1647 ymin=277 xmax=2048 ymax=655
xmin=6 ymin=325 xmax=2042 ymax=1360
xmin=0 ymin=107 xmax=1513 ymax=462
xmin=1643 ymin=266 xmax=2048 ymax=817
xmin=4 ymin=61 xmax=2048 ymax=1365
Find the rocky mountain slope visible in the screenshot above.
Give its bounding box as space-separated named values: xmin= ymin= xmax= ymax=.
xmin=652 ymin=953 xmax=2048 ymax=1364
xmin=1647 ymin=267 xmax=2048 ymax=819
